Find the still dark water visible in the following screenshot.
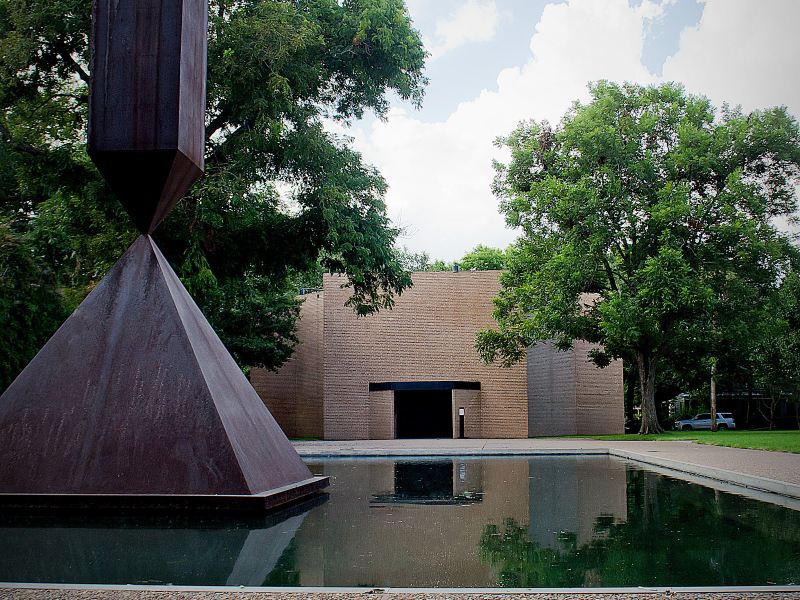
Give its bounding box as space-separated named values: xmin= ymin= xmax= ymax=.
xmin=1 ymin=456 xmax=799 ymax=587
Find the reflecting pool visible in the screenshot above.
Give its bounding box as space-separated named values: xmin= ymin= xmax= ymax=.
xmin=1 ymin=456 xmax=799 ymax=587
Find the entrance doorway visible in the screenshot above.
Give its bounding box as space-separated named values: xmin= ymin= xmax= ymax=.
xmin=394 ymin=389 xmax=452 ymax=438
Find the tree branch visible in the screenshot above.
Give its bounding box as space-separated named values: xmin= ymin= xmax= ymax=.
xmin=205 ymin=109 xmax=232 ymax=141
xmin=54 ymin=43 xmax=90 ymax=86
xmin=205 ymin=118 xmax=253 ymax=167
xmin=601 ymin=254 xmax=618 ymax=292
xmin=0 ymin=121 xmax=42 ymax=156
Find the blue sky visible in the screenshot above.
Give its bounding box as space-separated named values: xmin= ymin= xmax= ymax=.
xmin=407 ymin=0 xmax=704 ymax=123
xmin=332 ymin=0 xmax=800 ymax=261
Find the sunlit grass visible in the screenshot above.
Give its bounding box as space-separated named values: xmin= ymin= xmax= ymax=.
xmin=584 ymin=430 xmax=800 ymax=454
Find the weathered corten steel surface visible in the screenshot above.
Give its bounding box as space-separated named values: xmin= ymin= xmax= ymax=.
xmin=88 ymin=0 xmax=207 ymax=233
xmin=0 ymin=236 xmax=322 ymax=500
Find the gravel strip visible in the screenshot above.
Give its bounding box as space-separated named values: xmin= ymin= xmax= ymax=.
xmin=4 ymin=590 xmax=800 ymax=600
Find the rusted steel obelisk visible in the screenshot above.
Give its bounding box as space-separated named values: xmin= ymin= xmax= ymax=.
xmin=0 ymin=0 xmax=327 ymax=510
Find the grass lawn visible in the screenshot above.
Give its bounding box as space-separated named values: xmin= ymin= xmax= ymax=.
xmin=584 ymin=430 xmax=800 ymax=453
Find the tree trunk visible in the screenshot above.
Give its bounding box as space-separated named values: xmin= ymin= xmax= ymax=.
xmin=637 ymin=350 xmax=662 ymax=434
xmin=746 ymin=382 xmax=752 ymax=428
xmin=758 ymin=392 xmax=777 ymax=429
xmin=624 ymin=365 xmax=636 ymax=424
xmin=710 ymin=358 xmax=718 ymax=432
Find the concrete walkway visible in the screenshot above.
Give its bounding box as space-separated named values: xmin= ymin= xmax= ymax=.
xmin=294 ymin=438 xmax=800 ymax=504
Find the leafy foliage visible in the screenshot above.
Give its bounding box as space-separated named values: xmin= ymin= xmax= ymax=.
xmin=459 ymin=244 xmax=506 ymax=270
xmin=749 ymin=272 xmax=800 ymax=415
xmin=394 ymin=244 xmax=507 ymax=272
xmin=396 ymin=246 xmax=433 ymax=272
xmin=0 ymin=0 xmax=427 ymax=386
xmin=480 ymin=468 xmax=800 ymax=586
xmin=0 ymin=222 xmax=67 ymax=389
xmin=478 ymin=81 xmax=800 ymax=433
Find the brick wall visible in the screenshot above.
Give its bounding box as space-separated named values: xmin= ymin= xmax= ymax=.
xmin=452 ymin=389 xmax=481 ymax=438
xmin=526 ymin=340 xmax=623 ymax=436
xmin=574 ymin=340 xmax=624 ymax=435
xmin=526 ymin=341 xmax=577 ymax=436
xmin=369 ymin=390 xmax=394 ymax=439
xmin=250 ymin=292 xmax=324 ymax=439
xmin=323 ymin=271 xmax=528 ymax=440
xmin=254 ymin=272 xmax=622 ymax=440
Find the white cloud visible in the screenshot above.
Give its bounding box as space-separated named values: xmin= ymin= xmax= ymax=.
xmin=663 ymin=0 xmax=800 ymax=118
xmin=345 ymin=0 xmax=800 ymax=259
xmin=662 ymin=0 xmax=800 ymax=238
xmin=351 ymin=0 xmax=661 ymax=259
xmin=425 ymin=0 xmax=500 ymax=60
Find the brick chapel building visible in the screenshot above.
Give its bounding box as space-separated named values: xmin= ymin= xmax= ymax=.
xmin=251 ymin=270 xmax=623 ymax=440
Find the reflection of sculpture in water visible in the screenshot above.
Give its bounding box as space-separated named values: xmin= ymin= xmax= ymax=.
xmin=0 ymin=495 xmax=325 ymax=586
xmin=480 ymin=467 xmax=800 ymax=588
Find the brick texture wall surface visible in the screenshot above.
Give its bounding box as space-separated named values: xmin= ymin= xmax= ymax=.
xmin=250 ymin=292 xmax=324 ymax=438
xmin=369 ymin=390 xmax=395 ymax=439
xmin=526 ymin=341 xmax=577 ymax=436
xmin=526 ymin=340 xmax=623 ymax=436
xmin=254 ymin=273 xmax=622 ymax=440
xmin=323 ymin=271 xmax=528 ymax=440
xmin=452 ymin=389 xmax=481 ymax=438
xmin=574 ymin=340 xmax=624 ymax=435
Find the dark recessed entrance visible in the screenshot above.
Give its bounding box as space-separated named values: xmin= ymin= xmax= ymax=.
xmin=394 ymin=389 xmax=452 ymax=439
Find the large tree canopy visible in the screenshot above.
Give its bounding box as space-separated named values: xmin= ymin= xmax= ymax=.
xmin=0 ymin=0 xmax=427 ymax=389
xmin=477 ymin=81 xmax=800 ymax=433
xmin=459 ymin=244 xmax=506 ymax=271
xmin=395 ymin=244 xmax=507 ymax=272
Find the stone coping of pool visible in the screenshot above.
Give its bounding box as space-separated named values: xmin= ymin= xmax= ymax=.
xmin=293 ymin=439 xmax=800 ymax=506
xmin=2 ymin=582 xmax=800 ymax=598
xmin=0 ymin=476 xmax=330 ymax=512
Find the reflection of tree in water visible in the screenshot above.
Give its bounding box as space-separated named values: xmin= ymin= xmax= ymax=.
xmin=263 ymin=539 xmax=300 ymax=586
xmin=480 ymin=469 xmax=800 ymax=587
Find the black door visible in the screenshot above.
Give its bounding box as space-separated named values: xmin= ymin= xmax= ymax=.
xmin=394 ymin=389 xmax=452 ymax=438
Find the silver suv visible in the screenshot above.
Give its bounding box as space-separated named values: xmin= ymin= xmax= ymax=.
xmin=674 ymin=412 xmax=736 ymax=431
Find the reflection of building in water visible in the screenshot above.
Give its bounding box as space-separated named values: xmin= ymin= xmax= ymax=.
xmin=371 ymin=460 xmax=484 ymax=505
xmin=0 ymin=496 xmax=325 ymax=586
xmin=294 ymin=458 xmax=530 ymax=587
xmin=527 ymin=456 xmax=628 ymax=549
xmin=0 ymin=457 xmax=631 ymax=587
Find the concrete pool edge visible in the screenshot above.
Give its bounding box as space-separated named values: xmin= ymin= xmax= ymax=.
xmin=294 ymin=441 xmax=800 ymax=504
xmin=608 ymin=447 xmax=800 ymax=503
xmin=3 ymin=443 xmax=799 ymax=596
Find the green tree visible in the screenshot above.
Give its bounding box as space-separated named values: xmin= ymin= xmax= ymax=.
xmin=749 ymin=270 xmax=800 ymax=427
xmin=477 ymin=81 xmax=800 ymax=434
xmin=459 ymin=244 xmax=506 ymax=270
xmin=0 ymin=0 xmax=427 ymax=385
xmin=0 ymin=222 xmax=67 ymax=389
xmin=396 ymin=246 xmax=432 ymax=271
xmin=480 ymin=469 xmax=800 ymax=587
xmin=426 ymin=259 xmax=451 ymax=271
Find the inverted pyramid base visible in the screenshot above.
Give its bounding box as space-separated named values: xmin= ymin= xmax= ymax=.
xmin=0 ymin=476 xmax=329 ymax=513
xmin=0 ymin=236 xmax=328 ymax=510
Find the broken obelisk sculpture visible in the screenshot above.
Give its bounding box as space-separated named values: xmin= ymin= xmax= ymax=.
xmin=0 ymin=0 xmax=327 ymax=510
